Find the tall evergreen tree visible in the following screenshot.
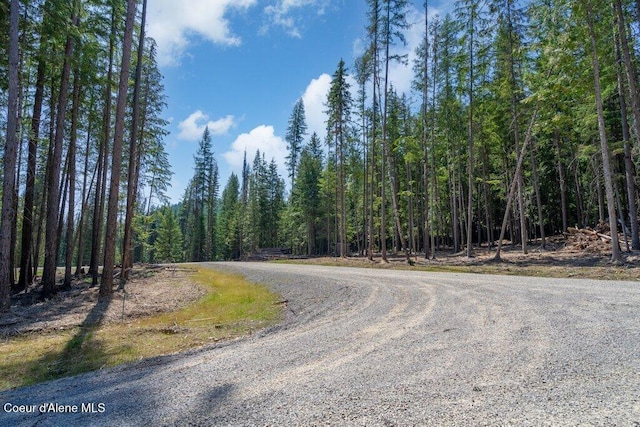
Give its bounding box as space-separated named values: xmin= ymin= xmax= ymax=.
xmin=155 ymin=207 xmax=183 ymax=263
xmin=294 ymin=132 xmax=324 ymax=255
xmin=285 ymin=98 xmax=307 ymax=189
xmin=101 ymin=0 xmax=138 ymax=298
xmin=0 ymin=0 xmax=20 ymax=311
xmin=455 ymin=0 xmax=492 ymax=257
xmin=122 ymin=0 xmax=148 ymax=281
xmin=217 ymin=173 xmax=241 ymax=260
xmin=581 ymin=0 xmax=622 ymax=262
xmin=326 ymin=59 xmax=353 ymax=257
xmin=380 ymin=0 xmax=411 ymax=262
xmin=42 ymin=0 xmax=81 ymax=298
xmin=183 ymin=126 xmax=218 ymax=261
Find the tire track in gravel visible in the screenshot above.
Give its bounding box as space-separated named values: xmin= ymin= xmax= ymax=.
xmin=232 ymin=278 xmax=438 ymax=401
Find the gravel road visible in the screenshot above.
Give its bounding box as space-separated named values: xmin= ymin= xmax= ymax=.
xmin=1 ymin=263 xmax=639 ymax=426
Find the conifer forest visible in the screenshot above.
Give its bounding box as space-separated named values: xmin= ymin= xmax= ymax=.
xmin=2 ymin=0 xmax=640 ymax=311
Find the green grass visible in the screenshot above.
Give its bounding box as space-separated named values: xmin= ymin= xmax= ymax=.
xmin=0 ymin=267 xmax=281 ymax=391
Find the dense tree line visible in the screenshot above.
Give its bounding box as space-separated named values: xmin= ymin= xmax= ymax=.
xmin=0 ymin=0 xmax=171 ymax=310
xmin=3 ymin=0 xmax=640 ymax=312
xmin=184 ymin=0 xmax=640 ymax=263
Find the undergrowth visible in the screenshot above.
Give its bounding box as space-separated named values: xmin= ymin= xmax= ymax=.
xmin=0 ymin=267 xmax=281 ymax=391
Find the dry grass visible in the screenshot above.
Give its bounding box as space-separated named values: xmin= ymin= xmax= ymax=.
xmin=0 ymin=267 xmax=281 ymax=391
xmin=280 ymin=247 xmax=640 ymax=282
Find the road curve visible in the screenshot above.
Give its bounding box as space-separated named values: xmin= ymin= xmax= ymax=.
xmin=1 ymin=263 xmax=639 ymax=426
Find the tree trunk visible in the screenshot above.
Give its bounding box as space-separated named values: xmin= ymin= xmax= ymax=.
xmin=614 ymin=15 xmax=640 ymax=250
xmin=42 ymin=3 xmax=79 ymax=299
xmin=101 ymin=0 xmax=139 ymax=297
xmin=594 ymin=157 xmax=605 ymax=223
xmin=584 ymin=0 xmax=622 ymax=263
xmin=379 ymin=1 xmax=389 ymax=263
xmin=55 ymin=154 xmax=70 ymax=271
xmin=0 ymin=0 xmax=21 ymax=311
xmin=429 ymin=27 xmax=438 ymax=258
xmin=504 ymin=0 xmax=528 ymax=254
xmin=122 ymin=0 xmax=147 ymax=282
xmin=16 ymin=50 xmax=46 ymax=292
xmin=553 ymin=131 xmax=568 ymax=233
xmin=482 ymin=142 xmax=492 ymax=250
xmin=63 ymin=68 xmax=81 ymax=289
xmin=90 ymin=3 xmax=117 ymax=287
xmin=368 ymin=0 xmax=379 ymax=262
xmin=75 ymin=116 xmax=94 ymax=276
xmin=614 ymin=0 xmax=640 ymax=150
xmin=381 ymin=1 xmax=409 ymax=263
xmin=530 ymin=143 xmax=546 ymax=248
xmin=466 ymin=13 xmax=475 ymax=258
xmin=495 ymin=103 xmax=540 ymax=261
xmin=450 ymin=166 xmax=459 ymax=253
xmin=422 ymin=0 xmax=430 ymax=260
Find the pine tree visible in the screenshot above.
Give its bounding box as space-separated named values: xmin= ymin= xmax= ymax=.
xmin=101 ymin=0 xmax=138 ymax=298
xmin=0 ymin=0 xmax=20 ymax=311
xmin=122 ymin=0 xmax=148 ymax=281
xmin=285 ymin=98 xmax=307 ymax=188
xmin=155 ymin=208 xmax=183 ymax=263
xmin=455 ymin=0 xmax=492 ymax=257
xmin=293 ymin=132 xmax=325 ymax=255
xmin=380 ymin=0 xmax=410 ymax=262
xmin=326 ymin=59 xmax=353 ymax=257
xmin=581 ymin=0 xmax=622 ymax=263
xmin=217 ymin=174 xmax=241 ymax=260
xmin=42 ymin=0 xmax=81 ymax=298
xmin=182 ymin=126 xmax=218 ymax=261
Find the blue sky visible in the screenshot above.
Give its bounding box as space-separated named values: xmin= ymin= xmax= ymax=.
xmin=146 ymin=0 xmax=449 ymax=203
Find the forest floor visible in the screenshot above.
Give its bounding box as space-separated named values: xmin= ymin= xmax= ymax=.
xmin=287 ymin=234 xmax=640 ymax=282
xmin=0 ymin=266 xmax=206 ymax=335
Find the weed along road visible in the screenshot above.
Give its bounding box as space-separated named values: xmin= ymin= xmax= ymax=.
xmin=1 ymin=263 xmax=639 ymax=426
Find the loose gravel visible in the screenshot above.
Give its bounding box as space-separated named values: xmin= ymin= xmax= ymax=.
xmin=1 ymin=263 xmax=639 ymax=426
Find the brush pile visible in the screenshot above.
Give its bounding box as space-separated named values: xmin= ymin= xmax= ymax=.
xmin=565 ymin=222 xmax=616 ymax=253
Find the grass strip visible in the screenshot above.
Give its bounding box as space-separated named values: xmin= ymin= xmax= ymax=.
xmin=0 ymin=267 xmax=281 ymax=391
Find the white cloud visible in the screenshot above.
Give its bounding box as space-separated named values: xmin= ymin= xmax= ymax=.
xmin=301 ymin=71 xmax=358 ymax=141
xmin=222 ymin=125 xmax=288 ymax=179
xmin=263 ymin=0 xmax=327 ymax=38
xmin=178 ymin=111 xmax=235 ymax=141
xmin=301 ymin=73 xmax=331 ymax=140
xmin=147 ymin=0 xmax=256 ymax=67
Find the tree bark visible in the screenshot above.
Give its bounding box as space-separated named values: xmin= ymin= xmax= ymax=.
xmin=422 ymin=0 xmax=430 ymax=259
xmin=16 ymin=50 xmax=46 ymax=292
xmin=553 ymin=131 xmax=568 ymax=233
xmin=466 ymin=9 xmax=475 ymax=258
xmin=530 ymin=143 xmax=546 ymax=248
xmin=90 ymin=3 xmax=117 ymax=287
xmin=495 ymin=105 xmax=540 ymax=261
xmin=63 ymin=68 xmax=81 ymax=289
xmin=42 ymin=2 xmax=79 ymax=299
xmin=75 ymin=122 xmax=94 ymax=276
xmin=614 ymin=0 xmax=640 ymax=150
xmin=584 ymin=0 xmax=622 ymax=263
xmin=122 ymin=0 xmax=147 ymax=282
xmin=1 ymin=0 xmax=21 ymax=311
xmin=613 ymin=5 xmax=640 ymax=250
xmin=101 ymin=0 xmax=138 ymax=297
xmin=505 ymin=0 xmax=528 ymax=254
